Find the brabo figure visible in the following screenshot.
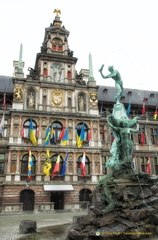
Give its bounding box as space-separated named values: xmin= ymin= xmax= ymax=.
xmin=99 ymin=65 xmax=123 ymax=103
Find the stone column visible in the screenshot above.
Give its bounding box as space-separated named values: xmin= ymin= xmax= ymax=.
xmin=15 ymin=151 xmax=20 ymax=181
xmin=72 ymin=152 xmax=78 ymax=181
xmin=36 ymin=151 xmax=42 ymax=181
xmin=5 ymin=151 xmax=12 ymax=181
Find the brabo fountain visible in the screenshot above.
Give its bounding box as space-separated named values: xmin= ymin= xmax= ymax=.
xmin=66 ymin=65 xmax=158 ymax=240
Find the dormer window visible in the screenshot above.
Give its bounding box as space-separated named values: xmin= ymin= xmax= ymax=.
xmin=121 ymin=96 xmax=125 ymax=101
xmin=52 ymin=38 xmax=63 ymax=52
xmin=128 ymin=91 xmax=132 ymax=96
xmin=150 ymin=93 xmax=155 ymax=98
xmin=103 ymin=88 xmax=108 ymax=93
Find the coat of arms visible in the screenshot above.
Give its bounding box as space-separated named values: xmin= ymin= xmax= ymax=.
xmin=90 ymin=92 xmax=97 ymax=102
xmin=52 ymin=90 xmax=63 ymax=106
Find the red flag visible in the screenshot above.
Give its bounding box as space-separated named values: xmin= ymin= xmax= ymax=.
xmin=59 ymin=127 xmax=65 ymax=140
xmin=51 ymin=155 xmax=60 ymax=178
xmin=88 ymin=127 xmax=92 ymax=141
xmin=141 ymin=133 xmax=145 ymax=146
xmin=146 ymin=156 xmax=151 ymax=174
xmin=142 ymin=100 xmax=146 ymax=114
xmin=3 ymin=93 xmax=6 ymax=110
xmin=80 ymin=150 xmax=86 ymax=177
xmin=36 ymin=125 xmax=40 ymax=138
xmin=22 ymin=126 xmax=25 ymax=137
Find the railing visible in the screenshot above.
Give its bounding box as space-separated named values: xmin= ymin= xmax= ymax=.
xmin=1 ymin=203 xmax=23 ymax=213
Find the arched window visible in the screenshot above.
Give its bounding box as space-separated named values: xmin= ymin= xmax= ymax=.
xmin=79 ymin=189 xmax=92 ymax=202
xmin=76 ymin=123 xmax=88 ymax=140
xmin=51 ymin=154 xmax=63 ymax=176
xmin=43 ymin=68 xmax=48 ymax=76
xmin=51 ymin=121 xmax=63 ymax=142
xmin=77 ymin=155 xmax=90 ymax=175
xmin=22 ymin=119 xmax=37 ymax=138
xmin=21 ymin=154 xmax=36 ymax=180
xmin=52 ymin=38 xmax=63 ymax=52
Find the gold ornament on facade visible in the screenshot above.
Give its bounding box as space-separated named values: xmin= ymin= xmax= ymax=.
xmin=14 ymin=87 xmax=23 ymax=101
xmin=53 ymin=9 xmax=61 ymax=16
xmin=52 ymin=89 xmax=63 ymax=106
xmin=90 ymin=92 xmax=97 ymax=102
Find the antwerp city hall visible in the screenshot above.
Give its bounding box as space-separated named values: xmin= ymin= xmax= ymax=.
xmin=0 ymin=12 xmax=158 ymax=214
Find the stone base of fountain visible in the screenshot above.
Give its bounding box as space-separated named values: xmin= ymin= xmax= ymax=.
xmin=66 ymin=173 xmax=158 ymax=240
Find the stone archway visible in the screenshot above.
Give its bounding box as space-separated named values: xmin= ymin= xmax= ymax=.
xmin=20 ymin=189 xmax=35 ymax=211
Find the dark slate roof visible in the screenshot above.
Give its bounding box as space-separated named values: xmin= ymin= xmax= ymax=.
xmin=0 ymin=76 xmax=14 ymax=93
xmin=98 ymin=86 xmax=158 ymax=106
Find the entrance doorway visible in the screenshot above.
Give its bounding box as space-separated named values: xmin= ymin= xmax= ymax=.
xmin=51 ymin=191 xmax=64 ymax=210
xmin=20 ymin=189 xmax=35 ymax=211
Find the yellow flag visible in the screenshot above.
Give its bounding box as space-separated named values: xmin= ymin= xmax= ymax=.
xmin=43 ymin=149 xmax=52 ymax=176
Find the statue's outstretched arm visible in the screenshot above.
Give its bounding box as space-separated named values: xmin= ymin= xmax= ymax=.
xmin=130 ymin=123 xmax=139 ymax=133
xmin=107 ymin=115 xmax=117 ymax=131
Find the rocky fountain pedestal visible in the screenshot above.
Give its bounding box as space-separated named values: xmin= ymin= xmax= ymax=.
xmin=66 ymin=172 xmax=158 ymax=240
xmin=66 ymin=66 xmax=158 ymax=239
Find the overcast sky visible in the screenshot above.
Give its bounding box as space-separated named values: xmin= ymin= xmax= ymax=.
xmin=0 ymin=0 xmax=158 ymax=91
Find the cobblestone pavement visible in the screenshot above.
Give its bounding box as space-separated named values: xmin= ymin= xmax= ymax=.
xmin=0 ymin=210 xmax=87 ymax=240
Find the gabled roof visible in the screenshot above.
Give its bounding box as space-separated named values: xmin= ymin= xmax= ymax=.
xmin=0 ymin=76 xmax=14 ymax=93
xmin=98 ymin=85 xmax=158 ymax=106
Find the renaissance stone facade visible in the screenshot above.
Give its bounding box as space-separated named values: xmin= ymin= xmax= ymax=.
xmin=0 ymin=12 xmax=158 ymax=214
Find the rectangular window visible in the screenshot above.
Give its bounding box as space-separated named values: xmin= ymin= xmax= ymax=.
xmin=141 ymin=157 xmax=147 ymax=172
xmin=68 ymin=98 xmax=72 ymax=108
xmin=0 ymin=162 xmax=4 ymax=173
xmin=52 ymin=45 xmax=56 ymax=50
xmin=154 ymin=157 xmax=158 ymax=175
xmin=58 ymin=46 xmax=62 ymax=51
xmin=43 ymin=69 xmax=48 ymax=76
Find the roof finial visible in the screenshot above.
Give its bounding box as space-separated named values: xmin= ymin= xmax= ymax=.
xmin=89 ymin=52 xmax=94 ymax=81
xmin=53 ymin=9 xmax=61 ymax=16
xmin=17 ymin=43 xmax=23 ymax=74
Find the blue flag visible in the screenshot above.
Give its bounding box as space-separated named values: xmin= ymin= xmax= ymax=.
xmin=61 ymin=153 xmax=68 ymax=176
xmin=126 ymin=102 xmax=131 ymax=117
xmin=44 ymin=127 xmax=51 ymax=147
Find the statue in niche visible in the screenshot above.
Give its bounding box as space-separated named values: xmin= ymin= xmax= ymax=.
xmin=78 ymin=95 xmax=86 ymax=111
xmin=52 ymin=64 xmax=63 ymax=82
xmin=27 ymin=91 xmax=35 ymax=109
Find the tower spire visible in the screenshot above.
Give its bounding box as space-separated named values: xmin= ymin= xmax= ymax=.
xmin=88 ymin=52 xmax=95 ymax=82
xmin=17 ymin=43 xmax=23 ymax=74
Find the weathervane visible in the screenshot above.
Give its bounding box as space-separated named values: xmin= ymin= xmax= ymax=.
xmin=53 ymin=9 xmax=61 ymax=16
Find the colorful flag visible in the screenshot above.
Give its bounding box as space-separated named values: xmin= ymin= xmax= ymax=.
xmin=59 ymin=126 xmax=65 ymax=140
xmin=61 ymin=127 xmax=69 ymax=145
xmin=76 ymin=123 xmax=85 ymax=147
xmin=44 ymin=127 xmax=51 ymax=147
xmin=3 ymin=93 xmax=6 ymax=110
xmin=142 ymin=99 xmax=146 ymax=114
xmin=126 ymin=101 xmax=131 ymax=117
xmin=43 ymin=149 xmax=52 ymax=176
xmin=88 ymin=126 xmax=92 ymax=141
xmin=51 ymin=155 xmax=60 ymax=178
xmin=141 ymin=132 xmax=145 ymax=146
xmin=146 ymin=156 xmax=151 ymax=174
xmin=61 ymin=153 xmax=68 ymax=176
xmin=36 ymin=125 xmax=40 ymax=138
xmin=80 ymin=149 xmax=86 ymax=177
xmin=154 ymin=110 xmax=158 ymax=120
xmin=28 ymin=150 xmax=34 ymax=180
xmin=50 ymin=127 xmax=56 ymax=145
xmin=0 ymin=114 xmax=5 ymax=137
xmin=29 ymin=119 xmax=37 ymax=145
xmin=21 ymin=126 xmax=25 ymax=137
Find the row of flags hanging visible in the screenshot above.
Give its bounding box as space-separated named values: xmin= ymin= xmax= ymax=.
xmin=22 ymin=119 xmax=92 ymax=148
xmin=28 ymin=148 xmax=87 ymax=180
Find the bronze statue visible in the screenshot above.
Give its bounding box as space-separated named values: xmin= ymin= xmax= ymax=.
xmin=99 ymin=65 xmax=123 ymax=103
